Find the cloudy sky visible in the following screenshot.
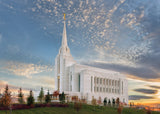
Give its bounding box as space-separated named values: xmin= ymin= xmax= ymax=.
xmin=0 ymin=0 xmax=160 ymax=104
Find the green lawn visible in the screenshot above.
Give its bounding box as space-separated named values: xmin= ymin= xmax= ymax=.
xmin=0 ymin=104 xmax=160 ymax=114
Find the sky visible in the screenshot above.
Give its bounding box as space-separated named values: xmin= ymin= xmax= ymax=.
xmin=0 ymin=0 xmax=160 ymax=105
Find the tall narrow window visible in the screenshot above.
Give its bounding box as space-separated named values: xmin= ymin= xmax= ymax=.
xmin=97 ymin=78 xmax=99 ymax=84
xmin=58 ymin=76 xmax=60 ymax=91
xmin=97 ymin=87 xmax=99 ymax=92
xmin=79 ymin=74 xmax=80 ymax=92
xmin=70 ymin=74 xmax=72 ymax=91
xmin=122 ymin=81 xmax=123 ymax=94
xmin=91 ymin=76 xmax=93 ymax=92
xmin=100 ymin=78 xmax=102 ymax=84
xmin=94 ymin=77 xmax=96 ymax=84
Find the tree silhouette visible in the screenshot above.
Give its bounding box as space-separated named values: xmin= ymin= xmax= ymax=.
xmin=59 ymin=92 xmax=65 ymax=103
xmin=0 ymin=85 xmax=12 ymax=107
xmin=27 ymin=90 xmax=34 ymax=106
xmin=103 ymin=98 xmax=107 ymax=106
xmin=38 ymin=87 xmax=44 ymax=103
xmin=18 ymin=88 xmax=25 ymax=104
xmin=45 ymin=90 xmax=51 ymax=104
xmin=112 ymin=98 xmax=115 ymax=107
xmin=0 ymin=85 xmax=12 ymax=114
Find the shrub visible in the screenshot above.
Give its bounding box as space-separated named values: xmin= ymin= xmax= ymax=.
xmin=116 ymin=98 xmax=120 ymax=107
xmin=97 ymin=97 xmax=101 ymax=104
xmin=59 ymin=92 xmax=65 ymax=103
xmin=146 ymin=108 xmax=151 ymax=114
xmin=91 ymin=98 xmax=97 ymax=105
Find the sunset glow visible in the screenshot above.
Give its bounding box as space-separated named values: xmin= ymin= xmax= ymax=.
xmin=0 ymin=0 xmax=160 ymax=105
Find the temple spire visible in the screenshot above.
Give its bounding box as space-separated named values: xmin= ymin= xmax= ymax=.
xmin=61 ymin=13 xmax=68 ymax=48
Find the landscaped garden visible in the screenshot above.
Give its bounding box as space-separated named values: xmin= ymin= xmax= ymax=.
xmin=0 ymin=85 xmax=160 ymax=114
xmin=0 ymin=103 xmax=160 ymax=114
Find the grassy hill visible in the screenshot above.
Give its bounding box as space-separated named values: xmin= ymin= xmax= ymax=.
xmin=0 ymin=104 xmax=160 ymax=114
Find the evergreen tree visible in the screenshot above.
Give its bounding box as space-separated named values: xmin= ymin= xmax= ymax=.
xmin=103 ymin=98 xmax=107 ymax=106
xmin=45 ymin=90 xmax=51 ymax=104
xmin=38 ymin=87 xmax=44 ymax=103
xmin=59 ymin=91 xmax=65 ymax=103
xmin=27 ymin=90 xmax=34 ymax=106
xmin=0 ymin=85 xmax=12 ymax=107
xmin=18 ymin=88 xmax=25 ymax=104
xmin=112 ymin=98 xmax=115 ymax=107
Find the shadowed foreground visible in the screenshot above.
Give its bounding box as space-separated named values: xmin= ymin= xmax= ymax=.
xmin=0 ymin=104 xmax=160 ymax=114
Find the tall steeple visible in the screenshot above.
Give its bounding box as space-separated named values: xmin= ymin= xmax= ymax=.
xmin=55 ymin=14 xmax=76 ymax=92
xmin=61 ymin=13 xmax=68 ymax=48
xmin=59 ymin=13 xmax=70 ymax=55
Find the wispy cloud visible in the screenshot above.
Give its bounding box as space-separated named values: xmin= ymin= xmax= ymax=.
xmin=129 ymin=95 xmax=154 ymax=100
xmin=134 ymin=88 xmax=158 ymax=94
xmin=4 ymin=61 xmax=53 ymax=78
xmin=148 ymin=85 xmax=160 ymax=89
xmin=84 ymin=61 xmax=160 ymax=80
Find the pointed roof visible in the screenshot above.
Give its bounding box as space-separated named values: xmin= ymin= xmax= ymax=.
xmin=61 ymin=20 xmax=68 ymax=48
xmin=59 ymin=14 xmax=71 ymax=55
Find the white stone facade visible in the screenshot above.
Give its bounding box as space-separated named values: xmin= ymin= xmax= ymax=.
xmin=54 ymin=20 xmax=128 ymax=104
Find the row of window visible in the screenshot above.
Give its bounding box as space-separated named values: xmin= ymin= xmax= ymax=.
xmin=94 ymin=87 xmax=120 ymax=94
xmin=94 ymin=77 xmax=120 ymax=87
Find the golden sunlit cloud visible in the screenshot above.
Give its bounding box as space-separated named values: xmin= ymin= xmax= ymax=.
xmin=4 ymin=61 xmax=53 ymax=78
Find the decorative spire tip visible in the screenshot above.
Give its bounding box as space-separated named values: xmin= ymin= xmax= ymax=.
xmin=64 ymin=13 xmax=66 ymax=21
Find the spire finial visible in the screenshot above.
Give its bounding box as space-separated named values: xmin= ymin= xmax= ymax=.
xmin=64 ymin=13 xmax=66 ymax=21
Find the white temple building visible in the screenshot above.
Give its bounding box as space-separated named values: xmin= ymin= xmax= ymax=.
xmin=54 ymin=15 xmax=128 ymax=104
